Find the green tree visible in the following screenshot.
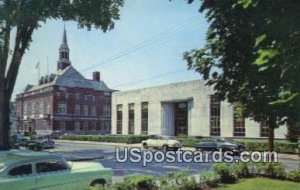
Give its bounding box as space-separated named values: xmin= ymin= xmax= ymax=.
xmin=0 ymin=0 xmax=124 ymax=147
xmin=184 ymin=0 xmax=300 ymax=151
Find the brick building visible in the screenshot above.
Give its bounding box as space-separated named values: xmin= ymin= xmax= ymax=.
xmin=15 ymin=28 xmax=113 ymax=135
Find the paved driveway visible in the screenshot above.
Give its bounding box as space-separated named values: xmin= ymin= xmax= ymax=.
xmin=48 ymin=141 xmax=300 ymax=182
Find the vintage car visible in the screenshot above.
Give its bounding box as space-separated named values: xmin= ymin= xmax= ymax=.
xmin=194 ymin=137 xmax=246 ymax=153
xmin=31 ymin=135 xmax=55 ymax=149
xmin=0 ymin=151 xmax=112 ymax=190
xmin=142 ymin=135 xmax=182 ymax=151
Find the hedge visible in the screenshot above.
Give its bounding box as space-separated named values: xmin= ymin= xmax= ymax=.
xmin=61 ymin=135 xmax=149 ymax=144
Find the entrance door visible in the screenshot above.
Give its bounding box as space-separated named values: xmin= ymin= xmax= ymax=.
xmin=174 ymin=102 xmax=188 ymax=136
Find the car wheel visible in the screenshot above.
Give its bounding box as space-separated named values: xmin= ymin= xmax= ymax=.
xmin=91 ymin=179 xmax=106 ymax=188
xmin=143 ymin=143 xmax=148 ymax=149
xmin=173 ymin=147 xmax=179 ymax=151
xmin=162 ymin=145 xmax=168 ymax=152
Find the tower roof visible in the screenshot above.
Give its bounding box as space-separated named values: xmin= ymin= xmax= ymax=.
xmin=59 ymin=26 xmax=69 ymax=52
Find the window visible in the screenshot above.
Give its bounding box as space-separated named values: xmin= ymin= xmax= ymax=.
xmin=83 ymin=105 xmax=88 ymax=116
xmin=23 ymin=103 xmax=28 ymax=116
xmin=210 ymin=96 xmax=220 ymax=136
xmin=233 ymin=107 xmax=245 ymax=136
xmin=90 ymin=122 xmax=96 ymax=131
xmin=260 ymin=120 xmax=269 ymax=137
xmin=91 ymin=105 xmax=96 ymax=116
xmin=59 ymin=122 xmax=66 ymax=131
xmin=76 ymin=93 xmax=80 ymax=100
xmin=103 ymin=97 xmax=111 ymax=116
xmin=84 ymin=95 xmax=88 ymax=101
xmin=141 ymin=102 xmax=148 ymax=134
xmin=75 ymin=122 xmax=80 ymax=131
xmin=128 ymin=103 xmax=135 ymax=134
xmin=75 ymin=105 xmax=80 ymax=115
xmin=9 ymin=164 xmax=32 ymax=176
xmin=36 ymin=160 xmax=68 ymax=173
xmin=57 ymin=103 xmax=67 ymax=114
xmin=83 ymin=122 xmax=89 ymax=131
xmin=34 ymin=103 xmax=40 ymax=116
xmin=116 ymin=105 xmax=122 ymax=134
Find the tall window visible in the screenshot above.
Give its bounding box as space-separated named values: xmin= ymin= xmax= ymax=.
xmin=116 ymin=105 xmax=122 ymax=134
xmin=75 ymin=105 xmax=80 ymax=115
xmin=58 ymin=122 xmax=66 ymax=131
xmin=210 ymin=96 xmax=221 ymax=136
xmin=103 ymin=97 xmax=111 ymax=116
xmin=83 ymin=105 xmax=88 ymax=116
xmin=260 ymin=120 xmax=269 ymax=137
xmin=57 ymin=103 xmax=67 ymax=115
xmin=75 ymin=122 xmax=80 ymax=131
xmin=91 ymin=105 xmax=96 ymax=116
xmin=141 ymin=102 xmax=148 ymax=134
xmin=24 ymin=103 xmax=28 ymax=116
xmin=128 ymin=103 xmax=135 ymax=134
xmin=83 ymin=122 xmax=89 ymax=131
xmin=233 ymin=107 xmax=245 ymax=136
xmin=39 ymin=102 xmax=44 ymax=115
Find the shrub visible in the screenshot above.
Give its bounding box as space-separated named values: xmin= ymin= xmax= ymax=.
xmin=257 ymin=162 xmax=286 ymax=179
xmin=287 ymin=169 xmax=300 ymax=182
xmin=159 ymin=173 xmax=201 ymax=190
xmin=238 ymin=141 xmax=298 ymax=154
xmin=111 ymin=175 xmax=157 ymax=190
xmin=231 ymin=162 xmax=251 ymax=178
xmin=62 ymin=135 xmax=149 ymax=144
xmin=213 ymin=163 xmax=236 ymax=183
xmin=199 ymin=170 xmax=218 ymax=187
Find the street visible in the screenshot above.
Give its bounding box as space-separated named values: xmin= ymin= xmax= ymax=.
xmin=48 ymin=141 xmax=300 ymax=182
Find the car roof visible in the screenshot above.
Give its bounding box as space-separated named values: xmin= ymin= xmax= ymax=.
xmin=0 ymin=151 xmax=62 ymax=165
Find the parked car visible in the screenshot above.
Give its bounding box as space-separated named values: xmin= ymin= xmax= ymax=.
xmin=0 ymin=151 xmax=112 ymax=190
xmin=194 ymin=137 xmax=246 ymax=153
xmin=50 ymin=131 xmax=63 ymax=139
xmin=31 ymin=135 xmax=55 ymax=149
xmin=142 ymin=135 xmax=182 ymax=151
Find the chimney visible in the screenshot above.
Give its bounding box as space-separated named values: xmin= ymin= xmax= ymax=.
xmin=93 ymin=71 xmax=100 ymax=81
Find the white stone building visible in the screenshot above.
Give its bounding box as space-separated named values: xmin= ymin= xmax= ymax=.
xmin=111 ymin=80 xmax=287 ymax=139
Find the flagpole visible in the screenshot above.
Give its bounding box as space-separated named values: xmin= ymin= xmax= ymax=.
xmin=46 ymin=56 xmax=49 ymax=76
xmin=36 ymin=61 xmax=40 ymax=83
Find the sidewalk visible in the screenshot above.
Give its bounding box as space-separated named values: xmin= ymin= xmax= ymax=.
xmin=56 ymin=140 xmax=300 ymax=161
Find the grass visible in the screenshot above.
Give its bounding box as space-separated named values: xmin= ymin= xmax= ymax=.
xmin=217 ymin=178 xmax=300 ymax=190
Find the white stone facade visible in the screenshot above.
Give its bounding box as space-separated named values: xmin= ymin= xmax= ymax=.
xmin=111 ymin=80 xmax=287 ymax=139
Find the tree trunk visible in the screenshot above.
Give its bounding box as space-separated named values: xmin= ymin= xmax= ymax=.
xmin=268 ymin=116 xmax=276 ymax=161
xmin=2 ymin=94 xmax=10 ymax=147
xmin=0 ymin=82 xmax=5 ymax=146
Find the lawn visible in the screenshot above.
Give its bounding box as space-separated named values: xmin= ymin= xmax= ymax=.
xmin=218 ymin=178 xmax=300 ymax=190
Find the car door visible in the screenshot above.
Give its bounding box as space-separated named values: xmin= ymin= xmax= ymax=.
xmin=35 ymin=159 xmax=78 ymax=190
xmin=1 ymin=163 xmax=37 ymax=190
xmin=147 ymin=136 xmax=158 ymax=148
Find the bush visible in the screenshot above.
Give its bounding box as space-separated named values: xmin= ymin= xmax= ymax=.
xmin=287 ymin=169 xmax=300 ymax=182
xmin=112 ymin=175 xmax=157 ymax=190
xmin=231 ymin=162 xmax=251 ymax=178
xmin=176 ymin=138 xmax=199 ymax=147
xmin=159 ymin=173 xmax=201 ymax=190
xmin=238 ymin=141 xmax=298 ymax=154
xmin=257 ymin=162 xmax=286 ymax=179
xmin=62 ymin=135 xmax=149 ymax=144
xmin=213 ymin=163 xmax=236 ymax=183
xmin=199 ymin=170 xmax=218 ymax=187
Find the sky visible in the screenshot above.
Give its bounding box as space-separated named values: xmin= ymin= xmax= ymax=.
xmin=13 ymin=0 xmax=208 ymax=99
